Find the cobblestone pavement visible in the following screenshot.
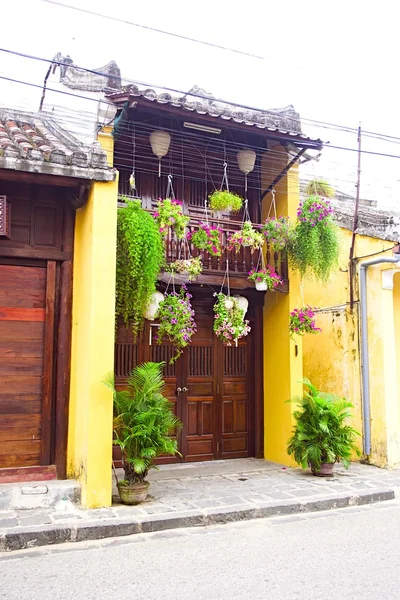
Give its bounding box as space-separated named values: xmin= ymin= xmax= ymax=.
xmin=1 ymin=459 xmax=399 ymax=551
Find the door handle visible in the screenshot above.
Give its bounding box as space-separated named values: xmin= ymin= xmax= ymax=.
xmin=176 ymin=387 xmax=182 ymax=393
xmin=182 ymin=387 xmax=188 ymax=392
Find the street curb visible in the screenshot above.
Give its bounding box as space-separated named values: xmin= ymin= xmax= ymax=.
xmin=0 ymin=488 xmax=395 ymax=552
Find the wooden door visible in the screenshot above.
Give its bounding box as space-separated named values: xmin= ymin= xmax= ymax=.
xmin=0 ymin=262 xmax=56 ymax=468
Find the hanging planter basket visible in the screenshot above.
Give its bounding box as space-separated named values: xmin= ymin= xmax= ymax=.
xmin=248 ymin=266 xmax=282 ymax=292
xmin=213 ymin=293 xmax=250 ymax=346
xmin=227 ymin=221 xmax=264 ymax=254
xmin=154 ymin=286 xmax=197 ymax=363
xmin=289 ymin=306 xmax=322 ymax=337
xmin=166 ymin=257 xmax=203 ymax=282
xmin=208 ymin=190 xmax=243 ymax=214
xmin=154 ymin=198 xmax=189 ymax=240
xmin=187 ymin=223 xmax=222 ymax=256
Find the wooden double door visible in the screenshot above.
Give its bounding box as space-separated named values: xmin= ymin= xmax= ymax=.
xmin=116 ymin=296 xmax=256 ymax=462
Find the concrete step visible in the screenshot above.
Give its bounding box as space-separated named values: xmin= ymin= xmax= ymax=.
xmin=0 ymin=479 xmax=81 ymax=512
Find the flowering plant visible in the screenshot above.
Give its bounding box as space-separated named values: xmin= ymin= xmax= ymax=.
xmin=248 ymin=265 xmax=282 ymax=290
xmin=167 ymin=256 xmax=203 ymax=282
xmin=154 ymin=198 xmax=189 ymax=240
xmin=227 ymin=221 xmax=264 ymax=253
xmin=262 ymin=217 xmax=294 ymax=252
xmin=155 ymin=286 xmax=197 ymax=363
xmin=213 ymin=293 xmax=251 ymax=345
xmin=187 ymin=223 xmax=222 ymax=256
xmin=289 ymin=306 xmax=322 ymax=337
xmin=296 ymin=196 xmax=334 ymax=227
xmin=209 ymin=190 xmax=243 ymax=213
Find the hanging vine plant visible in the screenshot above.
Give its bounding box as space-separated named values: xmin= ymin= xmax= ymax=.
xmin=155 ymin=285 xmax=197 ymax=363
xmin=154 ymin=198 xmax=189 ymax=240
xmin=288 ymin=195 xmax=340 ymax=283
xmin=116 ymin=199 xmax=164 ymax=337
xmin=289 ymin=306 xmax=322 ymax=337
xmin=213 ymin=293 xmax=251 ymax=346
xmin=304 ymin=178 xmax=335 ymax=198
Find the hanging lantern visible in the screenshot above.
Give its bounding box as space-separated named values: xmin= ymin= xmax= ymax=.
xmin=143 ymin=291 xmax=164 ymax=321
xmin=150 ymin=130 xmax=171 ymax=177
xmin=237 ymin=149 xmax=256 ymax=175
xmin=234 ymin=295 xmax=248 ymax=316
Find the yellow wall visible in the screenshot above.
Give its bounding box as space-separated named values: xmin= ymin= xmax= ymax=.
xmin=303 ymin=226 xmax=400 ymax=467
xmin=97 ymin=125 xmax=114 ymax=167
xmin=67 ymin=177 xmax=118 ymax=507
xmin=262 ymin=144 xmax=303 ymax=464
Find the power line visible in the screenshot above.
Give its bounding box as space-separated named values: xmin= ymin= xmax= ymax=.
xmin=3 ymin=45 xmax=400 ymax=147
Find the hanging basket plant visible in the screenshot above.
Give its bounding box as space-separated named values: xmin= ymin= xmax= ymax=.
xmin=262 ymin=216 xmax=295 ymax=252
xmin=187 ymin=223 xmax=222 ymax=256
xmin=116 ymin=199 xmax=164 ymax=337
xmin=167 ymin=256 xmax=203 ymax=282
xmin=288 ymin=195 xmax=340 ymax=283
xmin=213 ymin=293 xmax=251 ymax=346
xmin=289 ymin=306 xmax=322 ymax=337
xmin=227 ymin=221 xmax=264 ymax=254
xmin=155 ymin=286 xmax=197 ymax=363
xmin=154 ymin=198 xmax=189 ymax=240
xmin=248 ymin=265 xmax=282 ymax=291
xmin=304 ymin=178 xmax=335 ymax=198
xmin=209 ymin=190 xmax=243 ymax=213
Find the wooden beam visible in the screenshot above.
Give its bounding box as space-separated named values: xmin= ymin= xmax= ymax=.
xmin=41 ymin=260 xmax=56 ymax=466
xmin=0 ymin=247 xmax=72 ymax=261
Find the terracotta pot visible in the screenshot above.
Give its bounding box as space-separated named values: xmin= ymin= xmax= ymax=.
xmin=255 ymin=281 xmax=268 ymax=291
xmin=311 ymin=462 xmax=334 ymax=477
xmin=117 ymin=480 xmax=150 ymax=505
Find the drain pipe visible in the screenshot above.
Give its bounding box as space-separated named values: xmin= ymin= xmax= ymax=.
xmin=359 ymin=253 xmax=400 ymax=456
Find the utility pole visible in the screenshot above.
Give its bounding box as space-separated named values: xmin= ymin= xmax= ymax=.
xmin=349 ymin=123 xmax=362 ymax=309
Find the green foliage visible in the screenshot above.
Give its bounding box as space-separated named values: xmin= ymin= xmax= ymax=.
xmin=209 ymin=190 xmax=243 ymax=213
xmin=288 ymin=196 xmax=340 ymax=283
xmin=213 ymin=293 xmax=251 ymax=345
xmin=116 ymin=200 xmax=164 ymax=337
xmin=287 ymin=378 xmax=360 ymax=471
xmin=305 ymin=178 xmax=335 ymax=198
xmin=154 ymin=198 xmax=189 ymax=240
xmin=227 ymin=221 xmax=264 ymax=253
xmin=108 ymin=362 xmax=182 ymax=484
xmin=155 ymin=286 xmax=197 ymax=363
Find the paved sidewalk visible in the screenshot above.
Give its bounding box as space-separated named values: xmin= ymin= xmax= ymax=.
xmin=1 ymin=459 xmax=399 ymax=552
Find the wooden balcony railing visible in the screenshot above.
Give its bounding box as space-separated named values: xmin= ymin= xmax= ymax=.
xmin=162 ymin=215 xmax=288 ymax=289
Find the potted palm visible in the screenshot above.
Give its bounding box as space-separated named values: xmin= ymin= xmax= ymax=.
xmin=287 ymin=378 xmax=360 ymax=476
xmin=108 ymin=362 xmax=182 ymax=504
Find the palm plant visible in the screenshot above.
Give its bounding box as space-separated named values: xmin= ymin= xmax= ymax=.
xmin=108 ymin=362 xmax=182 ymax=485
xmin=287 ymin=378 xmax=360 ymax=472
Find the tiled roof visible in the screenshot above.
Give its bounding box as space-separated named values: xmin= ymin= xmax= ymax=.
xmin=107 ymin=84 xmax=322 ymax=147
xmin=331 ymin=197 xmax=400 ymax=242
xmin=0 ymin=108 xmax=115 ymax=182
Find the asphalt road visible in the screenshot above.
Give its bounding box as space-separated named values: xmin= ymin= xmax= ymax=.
xmin=2 ymin=500 xmax=400 ymax=600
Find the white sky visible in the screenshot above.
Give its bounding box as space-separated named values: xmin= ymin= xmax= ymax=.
xmin=1 ymin=0 xmax=399 ymax=208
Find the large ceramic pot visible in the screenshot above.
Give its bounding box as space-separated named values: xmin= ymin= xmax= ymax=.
xmin=311 ymin=462 xmax=334 ymax=477
xmin=117 ymin=481 xmax=150 ymax=505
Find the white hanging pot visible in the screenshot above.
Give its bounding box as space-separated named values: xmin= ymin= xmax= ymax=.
xmin=237 ymin=148 xmax=256 ymax=175
xmin=225 ymin=297 xmax=234 ymax=310
xmin=234 ymin=295 xmax=249 ymax=315
xmin=149 ymin=130 xmax=171 ymax=159
xmin=143 ymin=291 xmax=164 ymax=320
xmin=255 ymin=281 xmax=268 ymax=292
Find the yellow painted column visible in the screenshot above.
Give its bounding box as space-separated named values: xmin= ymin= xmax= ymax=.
xmin=261 ymin=144 xmax=303 ymax=464
xmin=67 ymin=177 xmax=118 ymax=508
xmin=97 ymin=125 xmax=114 ymax=167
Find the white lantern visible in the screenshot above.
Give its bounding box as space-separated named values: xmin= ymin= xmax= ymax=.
xmin=234 ymin=295 xmax=248 ymax=316
xmin=143 ymin=291 xmax=164 ymax=321
xmin=150 ymin=130 xmax=171 ymax=159
xmin=237 ymin=149 xmax=256 ymax=175
xmin=225 ymin=297 xmax=234 ymax=310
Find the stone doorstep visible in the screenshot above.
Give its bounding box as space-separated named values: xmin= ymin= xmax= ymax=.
xmin=0 ymin=480 xmax=81 ymax=512
xmin=0 ymin=488 xmax=395 ymax=553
